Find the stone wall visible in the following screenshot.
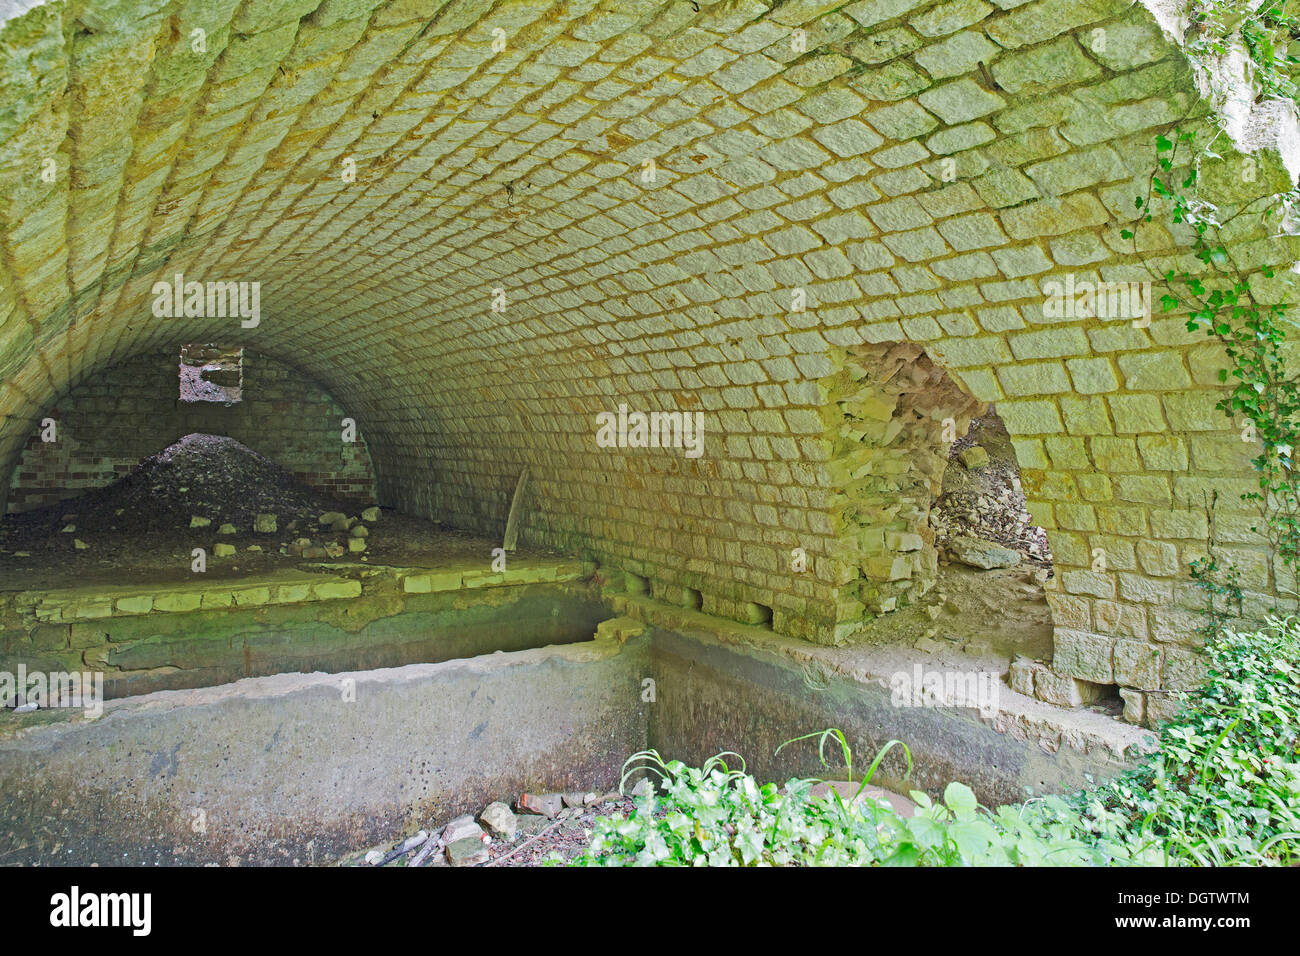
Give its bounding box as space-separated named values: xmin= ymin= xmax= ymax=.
xmin=0 ymin=0 xmax=1297 ymax=727
xmin=6 ymin=348 xmax=376 ymax=511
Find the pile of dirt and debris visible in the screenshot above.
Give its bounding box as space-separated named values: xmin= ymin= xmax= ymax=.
xmin=0 ymin=433 xmax=541 ymax=587
xmin=929 ymin=410 xmax=1052 ymax=566
xmin=3 ymin=433 xmax=342 ymax=539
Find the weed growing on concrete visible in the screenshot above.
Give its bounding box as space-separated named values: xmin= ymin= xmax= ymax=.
xmin=570 ymin=619 xmax=1300 ymax=865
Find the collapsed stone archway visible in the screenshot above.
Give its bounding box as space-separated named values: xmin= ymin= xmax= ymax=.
xmin=1 ymin=0 xmax=1297 ymax=727
xmin=823 ymin=341 xmax=986 ymax=620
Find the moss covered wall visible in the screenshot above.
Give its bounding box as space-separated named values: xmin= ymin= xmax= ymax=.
xmin=0 ymin=0 xmax=1296 ymax=724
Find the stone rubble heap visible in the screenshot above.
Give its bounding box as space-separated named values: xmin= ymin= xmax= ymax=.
xmin=356 ymin=786 xmax=639 ymax=868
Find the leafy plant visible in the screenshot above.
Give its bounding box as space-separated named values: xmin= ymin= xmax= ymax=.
xmin=569 ymin=620 xmax=1300 ymax=866
xmin=1124 ymin=123 xmax=1300 ymax=607
xmin=1187 ymin=0 xmax=1300 ymax=104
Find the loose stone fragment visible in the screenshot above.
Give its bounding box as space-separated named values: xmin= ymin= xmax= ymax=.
xmin=254 ymin=514 xmax=277 ymax=533
xmin=480 ymin=802 xmax=518 ymax=839
xmin=446 ymin=838 xmax=490 ymax=867
xmin=946 ymin=536 xmax=1020 ymax=570
xmin=361 ymin=507 xmax=380 ymax=522
xmin=442 ymin=815 xmax=485 ymax=844
xmin=517 ymin=792 xmax=564 ymax=818
xmin=190 ymin=516 xmax=211 ymax=528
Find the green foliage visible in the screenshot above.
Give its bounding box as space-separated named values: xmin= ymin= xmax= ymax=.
xmin=1189 ymin=491 xmax=1248 ymax=635
xmin=1129 ymin=125 xmax=1300 ymax=603
xmin=1187 ymin=0 xmax=1300 ymax=104
xmin=568 ymin=621 xmax=1300 ymax=866
xmin=1061 ymin=618 xmax=1300 ymax=865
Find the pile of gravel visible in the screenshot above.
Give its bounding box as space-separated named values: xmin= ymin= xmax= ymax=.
xmin=4 ymin=433 xmax=343 ymax=538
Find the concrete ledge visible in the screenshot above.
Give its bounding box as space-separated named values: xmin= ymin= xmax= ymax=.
xmin=610 ymin=592 xmax=1156 ymax=805
xmin=0 ymin=633 xmax=650 ymax=865
xmin=0 ymin=558 xmax=589 ymax=625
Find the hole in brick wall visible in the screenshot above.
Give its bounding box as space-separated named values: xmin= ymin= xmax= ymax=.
xmin=179 ymin=344 xmax=242 ymax=404
xmin=931 ymin=406 xmax=1053 ymax=569
xmin=624 ymin=572 xmax=649 ymax=595
xmin=925 ymin=404 xmax=1056 ymax=662
xmin=1087 ymin=682 xmax=1124 ymax=718
xmin=837 ymin=344 xmax=1056 ymax=661
xmin=681 ymin=587 xmax=702 ymax=610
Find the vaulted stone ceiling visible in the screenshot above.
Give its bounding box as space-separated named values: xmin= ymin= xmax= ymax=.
xmin=0 ymin=0 xmax=1296 ymax=709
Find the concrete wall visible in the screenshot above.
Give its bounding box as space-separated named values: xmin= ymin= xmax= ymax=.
xmin=0 ymin=633 xmax=650 ymax=865
xmin=0 ymin=573 xmax=606 ymax=701
xmin=6 ymin=348 xmax=376 ymax=512
xmin=0 ymin=599 xmax=1146 ymax=864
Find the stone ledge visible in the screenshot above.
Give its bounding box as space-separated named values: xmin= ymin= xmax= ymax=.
xmin=610 ymin=591 xmax=1157 ymax=768
xmin=2 ymin=559 xmax=589 ymax=624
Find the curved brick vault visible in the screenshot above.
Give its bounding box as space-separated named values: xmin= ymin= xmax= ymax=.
xmin=1 ymin=0 xmax=1298 ymax=724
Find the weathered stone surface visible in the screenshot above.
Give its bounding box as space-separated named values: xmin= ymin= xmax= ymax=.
xmin=1113 ymin=639 xmax=1162 ymax=691
xmin=1007 ymin=657 xmax=1040 ymax=697
xmin=518 ymin=792 xmax=564 ymax=818
xmin=957 ymin=446 xmax=988 ymax=470
xmin=0 ymin=630 xmax=648 ymax=865
xmin=1052 ymin=629 xmax=1115 ymax=684
xmin=0 ymin=0 xmax=1289 ymax=713
xmin=946 ymin=536 xmax=1020 ymax=570
xmin=446 ymin=837 xmax=490 ymax=867
xmin=441 ymin=815 xmax=485 ymax=845
xmin=479 ymin=802 xmax=518 ymax=840
xmin=1034 ymin=670 xmax=1103 ymax=708
xmin=1118 ymin=687 xmax=1145 ymax=725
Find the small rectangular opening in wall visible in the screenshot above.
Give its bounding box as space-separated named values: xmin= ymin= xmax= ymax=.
xmin=624 ymin=571 xmax=649 ymax=595
xmin=743 ymin=602 xmax=773 ymax=628
xmin=180 ymin=344 xmax=242 ymax=404
xmin=682 ymin=587 xmax=702 ymax=610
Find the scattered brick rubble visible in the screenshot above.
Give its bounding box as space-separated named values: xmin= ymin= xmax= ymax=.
xmin=350 ymin=790 xmax=634 ymax=868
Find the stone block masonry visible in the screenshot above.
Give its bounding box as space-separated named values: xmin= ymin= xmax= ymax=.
xmin=6 ymin=348 xmax=376 ymax=511
xmin=0 ymin=0 xmax=1297 ymax=728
